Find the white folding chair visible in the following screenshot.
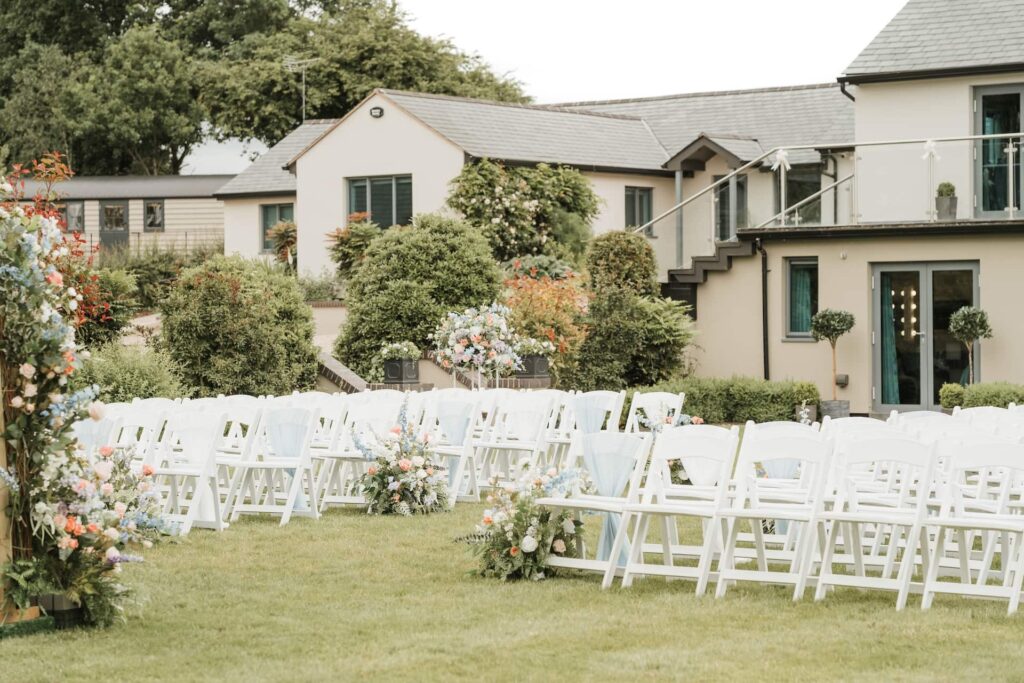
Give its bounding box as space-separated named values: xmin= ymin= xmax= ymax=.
xmin=71 ymin=415 xmax=122 ymax=456
xmin=814 ymin=434 xmax=938 ymax=610
xmin=715 ymin=430 xmax=834 ymax=601
xmin=230 ymin=406 xmax=320 ymax=526
xmin=474 ymin=393 xmax=553 ymax=483
xmin=431 ymin=396 xmax=483 ymax=506
xmin=624 ymin=391 xmax=686 ymax=433
xmin=922 ymin=441 xmax=1024 ymax=614
xmin=151 ymin=410 xmax=229 ymax=535
xmin=613 ymin=424 xmax=739 ymax=594
xmin=533 ymin=431 xmax=652 ymax=582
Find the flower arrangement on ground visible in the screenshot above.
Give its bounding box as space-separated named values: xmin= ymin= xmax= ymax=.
xmin=3 ymin=441 xmax=169 ymax=624
xmin=432 ymin=303 xmax=521 ymax=385
xmin=355 ymin=401 xmax=448 ymax=515
xmin=460 ymin=466 xmax=591 ymax=581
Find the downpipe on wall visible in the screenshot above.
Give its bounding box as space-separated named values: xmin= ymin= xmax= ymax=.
xmin=756 ymin=238 xmax=770 ymax=381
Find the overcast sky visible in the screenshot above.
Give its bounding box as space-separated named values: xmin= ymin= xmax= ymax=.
xmin=185 ymin=0 xmax=907 ymax=173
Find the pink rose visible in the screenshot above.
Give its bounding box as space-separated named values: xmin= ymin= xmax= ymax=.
xmin=92 ymin=460 xmax=114 ymax=482
xmin=398 ymin=458 xmax=412 ymax=472
xmin=98 ymin=445 xmax=115 ymax=458
xmin=552 ymin=539 xmax=567 ymax=553
xmin=18 ymin=363 xmax=35 ymax=379
xmin=88 ymin=401 xmax=106 ymax=421
xmin=367 ymin=465 xmax=378 ymax=476
xmin=46 ymin=271 xmax=63 ymax=287
xmin=691 ymin=416 xmax=705 ymax=425
xmin=389 ymin=426 xmax=402 ymax=435
xmin=101 ymin=483 xmax=114 ymax=496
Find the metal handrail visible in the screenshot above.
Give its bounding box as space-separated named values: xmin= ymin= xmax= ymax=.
xmin=751 ymin=174 xmax=855 ymax=231
xmin=631 ymin=130 xmax=1024 ymax=236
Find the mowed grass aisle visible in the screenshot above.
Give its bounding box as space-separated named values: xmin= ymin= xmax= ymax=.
xmin=4 ymin=505 xmax=1024 ymax=682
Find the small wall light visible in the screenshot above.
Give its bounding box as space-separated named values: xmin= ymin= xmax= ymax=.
xmin=370 ymin=106 xmax=384 ymax=119
xmin=836 ymin=373 xmax=850 ymax=388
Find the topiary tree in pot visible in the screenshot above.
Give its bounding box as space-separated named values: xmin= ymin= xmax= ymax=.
xmin=948 ymin=306 xmax=992 ymax=385
xmin=811 ymin=308 xmax=855 ymax=417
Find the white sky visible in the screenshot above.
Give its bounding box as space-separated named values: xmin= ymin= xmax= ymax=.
xmin=186 ymin=0 xmax=907 ymax=173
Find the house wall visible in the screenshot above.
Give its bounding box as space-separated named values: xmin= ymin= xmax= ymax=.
xmin=78 ymin=197 xmax=224 ymax=252
xmin=692 ymin=233 xmax=1024 ymax=413
xmin=854 ymin=71 xmax=1024 ymax=222
xmin=223 ymin=194 xmax=295 ymax=262
xmin=582 ymin=171 xmax=678 ymax=280
xmin=295 ymin=92 xmax=466 ymax=276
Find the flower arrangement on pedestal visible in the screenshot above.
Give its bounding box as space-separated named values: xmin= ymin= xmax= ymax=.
xmin=355 ymin=402 xmax=448 ymax=515
xmin=432 ymin=303 xmax=521 ymax=387
xmin=460 ymin=466 xmax=591 ymax=581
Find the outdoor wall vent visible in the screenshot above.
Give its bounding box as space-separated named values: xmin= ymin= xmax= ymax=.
xmin=370 ymin=106 xmax=384 ymax=118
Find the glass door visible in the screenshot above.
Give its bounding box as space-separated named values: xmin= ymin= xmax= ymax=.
xmin=975 ymin=86 xmax=1022 ymax=217
xmin=874 ymin=263 xmax=979 ymax=412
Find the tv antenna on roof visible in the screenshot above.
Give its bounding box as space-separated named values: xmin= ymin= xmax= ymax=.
xmin=283 ymin=56 xmax=319 ymax=121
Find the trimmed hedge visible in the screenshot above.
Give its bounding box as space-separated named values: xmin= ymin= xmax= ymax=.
xmin=628 ymin=376 xmax=820 ymax=424
xmin=585 ymin=231 xmax=658 ymax=297
xmin=940 ymin=381 xmax=1024 ymax=409
xmin=71 ymin=344 xmax=187 ymax=403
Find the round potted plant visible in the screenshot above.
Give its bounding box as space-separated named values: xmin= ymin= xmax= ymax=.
xmin=514 ymin=337 xmax=555 ymax=379
xmin=379 ymin=341 xmax=420 ymax=385
xmin=948 ymin=306 xmax=992 ymax=385
xmin=936 ymin=182 xmax=957 ymax=221
xmin=811 ymin=309 xmax=855 ymax=418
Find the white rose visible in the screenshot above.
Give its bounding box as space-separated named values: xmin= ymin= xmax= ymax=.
xmin=18 ymin=363 xmax=35 ymax=379
xmin=104 ymin=527 xmax=120 ymax=540
xmin=520 ymin=535 xmax=539 ymax=553
xmin=23 ymin=383 xmax=37 ymax=398
xmin=105 ymin=546 xmax=120 ymax=561
xmin=411 ymin=455 xmax=425 ymax=467
xmin=10 ymin=396 xmax=23 ymax=409
xmin=416 ymin=469 xmax=427 ymax=480
xmin=562 ymin=518 xmax=576 ymax=535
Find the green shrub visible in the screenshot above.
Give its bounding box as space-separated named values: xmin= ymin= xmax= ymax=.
xmin=98 ymin=243 xmax=221 ymax=310
xmin=962 ymin=382 xmax=1024 ymax=408
xmin=585 ymin=231 xmax=658 ymax=296
xmin=77 ymin=268 xmax=139 ymax=348
xmin=335 ymin=214 xmax=502 ymax=377
xmin=297 ymin=270 xmax=343 ymax=302
xmin=327 ymin=218 xmax=382 ymax=280
xmin=939 ymin=382 xmax=965 ymax=409
xmin=562 ymin=288 xmax=695 ymax=391
xmin=267 ymin=220 xmax=297 ymax=271
xmin=544 ymin=208 xmax=591 ymax=265
xmin=71 ymin=344 xmax=187 ymax=403
xmin=160 ymin=256 xmax=319 ymax=396
xmin=627 ymin=376 xmax=820 ymax=425
xmin=502 ymin=254 xmax=575 ymax=280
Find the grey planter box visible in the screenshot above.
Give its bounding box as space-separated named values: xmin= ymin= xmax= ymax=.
xmin=516 ymin=354 xmax=550 ymax=379
xmin=382 ymin=359 xmax=419 ymax=385
xmin=936 ymin=196 xmax=957 ymax=221
xmin=820 ymin=400 xmax=850 ymax=419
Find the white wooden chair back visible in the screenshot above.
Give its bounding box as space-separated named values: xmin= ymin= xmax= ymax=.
xmin=624 ymin=391 xmax=686 ymax=433
xmin=644 ymin=424 xmax=739 ymax=505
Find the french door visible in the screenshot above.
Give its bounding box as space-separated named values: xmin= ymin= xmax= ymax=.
xmin=872 ymin=262 xmax=979 ymax=412
xmin=975 ymin=86 xmax=1023 ymax=217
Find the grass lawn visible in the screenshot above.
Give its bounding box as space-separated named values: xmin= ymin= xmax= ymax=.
xmin=3 ymin=504 xmax=1024 ymax=682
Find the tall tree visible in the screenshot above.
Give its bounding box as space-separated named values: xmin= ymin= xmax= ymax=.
xmin=200 ymin=0 xmax=527 ymax=145
xmin=90 ymin=27 xmax=206 ymax=174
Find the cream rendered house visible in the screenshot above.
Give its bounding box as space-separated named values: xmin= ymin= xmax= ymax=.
xmin=215 ymin=119 xmax=337 ymax=261
xmin=232 ymin=0 xmax=1023 ymax=414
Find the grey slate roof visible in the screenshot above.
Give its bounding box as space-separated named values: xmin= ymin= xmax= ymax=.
xmin=215 ymin=119 xmax=338 ymax=197
xmin=23 ymin=174 xmax=234 ymax=200
xmin=380 ymin=90 xmax=670 ymax=172
xmin=842 ymin=0 xmax=1024 ymax=82
xmin=561 ymin=84 xmax=854 ymax=165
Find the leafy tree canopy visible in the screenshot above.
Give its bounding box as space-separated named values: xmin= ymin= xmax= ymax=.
xmin=0 ymin=0 xmax=527 ymax=174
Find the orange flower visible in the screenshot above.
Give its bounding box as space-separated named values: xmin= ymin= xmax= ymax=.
xmin=64 ymin=516 xmax=78 ymax=533
xmin=87 ymin=523 xmax=99 ymax=533
xmin=142 ymin=465 xmax=154 ymax=477
xmin=482 ymin=515 xmax=493 ymax=526
xmin=509 ymin=546 xmax=520 ymax=557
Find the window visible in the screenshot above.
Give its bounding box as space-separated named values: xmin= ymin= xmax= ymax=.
xmin=776 ymin=165 xmax=822 ymax=225
xmin=975 ymin=85 xmax=1023 ymax=215
xmin=99 ymin=200 xmax=128 ymax=231
xmin=57 ymin=200 xmax=84 ymax=232
xmin=144 ymin=199 xmax=165 ymax=232
xmin=714 ymin=174 xmax=748 ymax=240
xmin=625 ymin=186 xmax=654 ymax=236
xmin=261 ymin=203 xmax=294 ymax=252
xmin=786 ymin=258 xmax=818 ymax=337
xmin=347 ymin=175 xmax=412 ymax=227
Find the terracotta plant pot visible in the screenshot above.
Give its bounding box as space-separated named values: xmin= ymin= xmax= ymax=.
xmin=382 ymin=358 xmax=419 ymax=385
xmin=516 ymin=354 xmax=550 ymax=379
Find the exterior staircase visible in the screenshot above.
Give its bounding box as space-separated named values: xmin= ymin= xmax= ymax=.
xmin=662 ymin=239 xmax=756 ymax=318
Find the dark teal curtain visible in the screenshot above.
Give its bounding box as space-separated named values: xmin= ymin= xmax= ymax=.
xmin=880 ymin=274 xmax=900 ymax=404
xmin=789 ymin=267 xmax=812 ymax=333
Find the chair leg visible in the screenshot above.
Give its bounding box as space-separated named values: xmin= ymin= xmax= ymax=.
xmin=895 ymin=523 xmax=920 ymax=611
xmin=1008 ymin=532 xmax=1024 ymax=615
xmin=921 ymin=525 xmax=947 ymax=611
xmin=695 ymin=515 xmax=720 ymax=597
xmin=715 ymin=518 xmax=740 ymax=599
xmin=815 ymin=521 xmax=840 ymax=602
xmin=602 ymin=511 xmax=633 ymax=590
xmin=621 ymin=513 xmax=650 ymax=589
